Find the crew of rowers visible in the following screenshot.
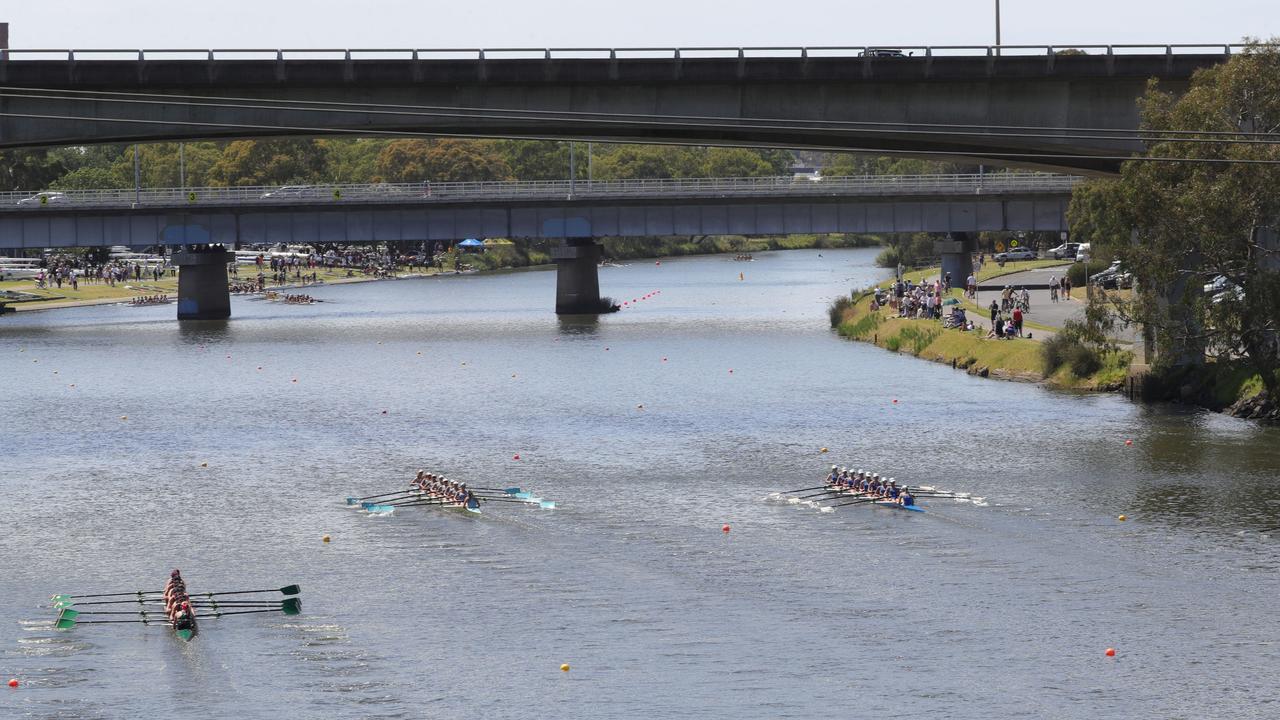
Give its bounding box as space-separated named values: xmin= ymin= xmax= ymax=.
xmin=164 ymin=569 xmax=196 ymax=631
xmin=825 ymin=466 xmax=916 ymax=507
xmin=129 ymin=294 xmax=170 ymax=306
xmin=411 ymin=471 xmax=479 ymax=508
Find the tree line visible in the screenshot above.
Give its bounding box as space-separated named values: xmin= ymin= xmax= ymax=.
xmin=1066 ymin=40 xmax=1280 ymax=411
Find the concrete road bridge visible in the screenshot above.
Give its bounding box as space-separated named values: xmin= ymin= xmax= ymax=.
xmin=0 ymin=173 xmax=1079 ymax=317
xmin=0 ymin=44 xmax=1242 ymax=174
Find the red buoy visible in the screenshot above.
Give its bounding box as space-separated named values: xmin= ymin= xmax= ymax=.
xmin=7 ymin=679 xmax=17 ymax=688
xmin=1105 ymin=648 xmax=1116 ymax=657
xmin=513 ymin=454 xmax=521 ymax=460
xmin=1125 ymin=439 xmax=1133 ymax=446
xmin=722 ymin=524 xmax=731 ymax=533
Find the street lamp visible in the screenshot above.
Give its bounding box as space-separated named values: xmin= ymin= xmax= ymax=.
xmin=995 ymin=0 xmax=1002 ymax=55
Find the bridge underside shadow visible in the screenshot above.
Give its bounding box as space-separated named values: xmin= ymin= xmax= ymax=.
xmin=0 ymin=53 xmax=1223 ymax=173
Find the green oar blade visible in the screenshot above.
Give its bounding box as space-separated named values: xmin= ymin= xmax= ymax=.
xmin=281 ymin=598 xmax=302 ymax=615
xmin=50 ymin=594 xmax=70 ymax=603
xmin=57 ymin=608 xmax=80 ymax=621
xmin=279 ymin=584 xmax=300 ymax=596
xmin=54 ymin=616 xmax=77 ymax=630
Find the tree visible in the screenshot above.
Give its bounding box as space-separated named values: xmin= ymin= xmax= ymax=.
xmin=50 ymin=167 xmax=129 ymax=190
xmin=0 ymin=149 xmax=71 ymax=191
xmin=376 ymin=139 xmax=512 ymax=182
xmin=702 ymin=148 xmax=776 ymax=177
xmin=492 ymin=140 xmax=573 ymax=180
xmin=206 ymin=139 xmax=328 ymax=186
xmin=1067 ymin=40 xmax=1280 ymax=402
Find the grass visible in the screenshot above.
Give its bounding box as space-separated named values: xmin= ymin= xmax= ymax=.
xmin=0 ymin=264 xmax=437 ymax=311
xmin=833 ymin=291 xmax=1046 ymax=379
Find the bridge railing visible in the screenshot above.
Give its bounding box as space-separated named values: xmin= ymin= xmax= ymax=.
xmin=0 ymin=44 xmax=1253 ymax=62
xmin=0 ymin=174 xmax=1081 ymax=212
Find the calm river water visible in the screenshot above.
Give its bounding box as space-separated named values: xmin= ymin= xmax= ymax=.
xmin=2 ymin=248 xmax=1278 ymax=719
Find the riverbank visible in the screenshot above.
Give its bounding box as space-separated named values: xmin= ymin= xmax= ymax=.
xmin=830 ymin=278 xmax=1131 ymax=391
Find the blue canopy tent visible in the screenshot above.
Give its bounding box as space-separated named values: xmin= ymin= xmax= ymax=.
xmin=456 ymin=238 xmax=484 ymax=253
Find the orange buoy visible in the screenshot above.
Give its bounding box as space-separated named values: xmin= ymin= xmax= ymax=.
xmin=722 ymin=524 xmax=731 ymax=533
xmin=1105 ymin=648 xmax=1116 ymax=657
xmin=560 ymin=663 xmax=570 ymax=672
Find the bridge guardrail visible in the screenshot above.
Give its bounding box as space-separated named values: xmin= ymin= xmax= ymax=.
xmin=0 ymin=44 xmax=1253 ymax=62
xmin=0 ymin=174 xmax=1081 ymax=212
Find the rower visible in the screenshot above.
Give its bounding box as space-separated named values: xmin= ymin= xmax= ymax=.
xmin=826 ymin=465 xmax=839 ymax=485
xmin=899 ymin=487 xmax=915 ymax=507
xmin=887 ymin=479 xmax=901 ymax=500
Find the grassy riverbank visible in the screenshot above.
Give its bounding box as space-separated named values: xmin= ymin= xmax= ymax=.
xmin=830 ymin=281 xmax=1131 ymax=390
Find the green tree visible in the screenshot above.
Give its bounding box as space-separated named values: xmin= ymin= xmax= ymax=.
xmin=1067 ymin=40 xmax=1280 ymax=402
xmin=702 ymin=148 xmax=776 ymax=176
xmin=376 ymin=139 xmax=512 ymax=182
xmin=50 ymin=167 xmax=129 ymax=190
xmin=206 ymin=139 xmax=328 ymax=186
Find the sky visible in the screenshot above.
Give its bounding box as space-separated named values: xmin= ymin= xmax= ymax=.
xmin=3 ymin=1 xmax=1278 ymax=50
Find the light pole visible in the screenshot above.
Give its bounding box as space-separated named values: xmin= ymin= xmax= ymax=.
xmin=133 ymin=144 xmax=141 ymax=206
xmin=995 ymin=0 xmax=1002 ymax=55
xmin=179 ymin=142 xmax=186 ymax=190
xmin=568 ymin=141 xmax=576 ymax=197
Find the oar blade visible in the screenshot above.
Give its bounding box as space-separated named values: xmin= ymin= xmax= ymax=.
xmin=540 ymin=500 xmax=557 ymax=509
xmin=279 ymin=584 xmax=300 ymax=597
xmin=365 ymin=504 xmax=396 ymax=513
xmin=281 ymin=598 xmax=302 ymax=615
xmin=54 ymin=616 xmax=77 ymax=630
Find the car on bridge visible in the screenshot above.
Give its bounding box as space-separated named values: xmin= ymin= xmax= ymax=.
xmin=993 ymin=247 xmax=1038 ymax=262
xmin=259 ymin=185 xmax=325 ymax=200
xmin=858 ymin=48 xmax=909 ymax=58
xmin=16 ymin=191 xmax=69 ymax=206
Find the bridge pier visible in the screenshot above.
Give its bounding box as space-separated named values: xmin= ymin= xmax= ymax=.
xmin=934 ymin=233 xmax=976 ymax=288
xmin=552 ymin=240 xmax=614 ymax=315
xmin=172 ymin=245 xmax=233 ymax=320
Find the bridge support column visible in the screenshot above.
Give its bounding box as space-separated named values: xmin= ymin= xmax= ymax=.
xmin=172 ymin=246 xmax=233 ymax=320
xmin=934 ymin=232 xmax=976 ymax=288
xmin=552 ymin=240 xmax=613 ymax=314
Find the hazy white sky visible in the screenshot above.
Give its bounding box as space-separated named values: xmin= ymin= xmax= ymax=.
xmin=4 ymin=1 xmax=1278 ymax=49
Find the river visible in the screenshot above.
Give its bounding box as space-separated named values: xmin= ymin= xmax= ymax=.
xmin=1 ymin=248 xmax=1277 ymax=719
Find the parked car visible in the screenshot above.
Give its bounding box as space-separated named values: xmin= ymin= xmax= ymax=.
xmin=858 ymin=48 xmax=909 ymax=57
xmin=1089 ymin=260 xmax=1132 ymax=289
xmin=16 ymin=191 xmax=68 ymax=206
xmin=259 ymin=185 xmax=323 ymax=200
xmin=1203 ymin=274 xmax=1235 ymax=295
xmin=1049 ymin=242 xmax=1080 ymax=260
xmin=993 ymin=248 xmax=1038 ymax=262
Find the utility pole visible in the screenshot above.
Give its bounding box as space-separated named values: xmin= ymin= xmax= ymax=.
xmin=179 ymin=142 xmax=186 ymax=189
xmin=587 ymin=142 xmax=593 ymax=188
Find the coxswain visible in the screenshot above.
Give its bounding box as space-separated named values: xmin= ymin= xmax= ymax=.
xmin=899 ymin=487 xmax=915 ymax=507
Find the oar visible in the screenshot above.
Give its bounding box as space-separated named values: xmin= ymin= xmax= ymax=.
xmin=204 ymin=598 xmax=301 ymax=613
xmin=51 ymin=590 xmax=164 ymax=602
xmin=197 ymin=604 xmax=300 ymax=618
xmin=186 ymin=585 xmax=300 ymax=599
xmin=794 ymin=489 xmax=838 ymax=500
xmin=778 ymin=484 xmax=834 ymax=495
xmin=346 ymin=489 xmax=417 ymax=505
xmin=54 ymin=597 xmax=168 ymax=608
xmin=57 ymin=608 xmax=161 ymax=617
xmin=55 ymin=615 xmax=161 ymax=629
xmin=833 ymin=497 xmax=890 ymax=508
xmin=472 ymin=487 xmax=525 ymax=494
xmin=478 ymin=497 xmax=556 ymax=509
xmin=1258 ymin=524 xmax=1280 ymax=533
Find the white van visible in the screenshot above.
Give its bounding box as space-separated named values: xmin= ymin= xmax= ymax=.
xmin=1076 ymin=243 xmax=1091 ymax=263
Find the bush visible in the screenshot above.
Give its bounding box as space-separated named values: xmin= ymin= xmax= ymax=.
xmin=1067 ymin=260 xmax=1109 ymax=288
xmin=829 ymin=296 xmax=853 ymax=327
xmin=875 ymin=246 xmax=901 ymax=268
xmin=1041 ymin=321 xmax=1105 ymax=378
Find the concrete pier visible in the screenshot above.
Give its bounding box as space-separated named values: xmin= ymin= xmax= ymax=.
xmin=552 ymin=241 xmax=611 ymax=315
xmin=172 ymin=246 xmax=233 ymax=320
xmin=935 ymin=233 xmax=976 ymax=288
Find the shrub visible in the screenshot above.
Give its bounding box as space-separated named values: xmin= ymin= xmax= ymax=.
xmin=1067 ymin=260 xmax=1110 ymax=288
xmin=884 ymin=335 xmax=902 ymax=352
xmin=875 ymin=246 xmax=901 ymax=268
xmin=828 ymin=296 xmax=852 ymax=327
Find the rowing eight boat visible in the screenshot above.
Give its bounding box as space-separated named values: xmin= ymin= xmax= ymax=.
xmin=824 ymin=483 xmax=926 ymax=513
